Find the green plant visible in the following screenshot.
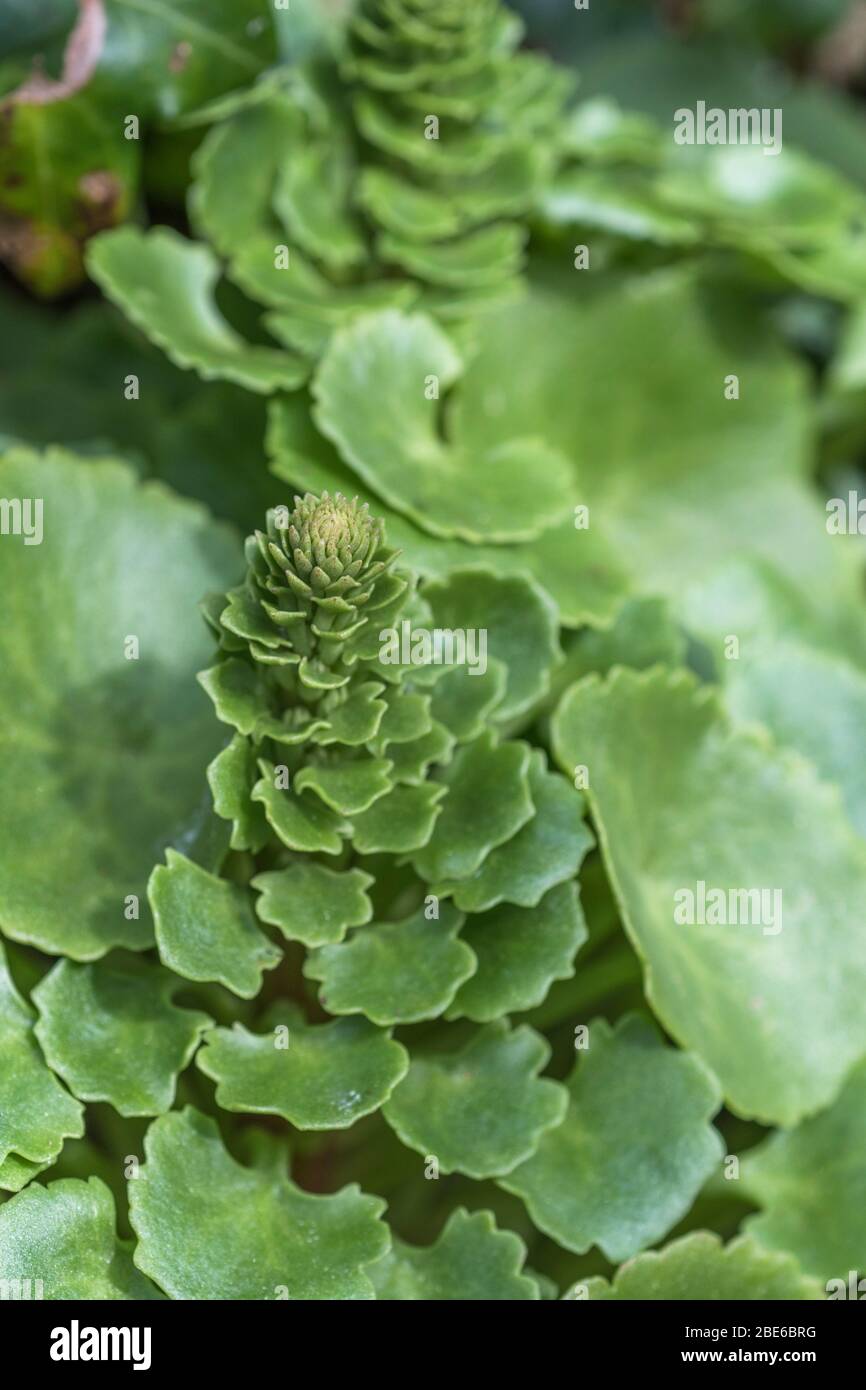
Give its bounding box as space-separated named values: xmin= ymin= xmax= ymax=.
xmin=3 ymin=0 xmax=866 ymax=1307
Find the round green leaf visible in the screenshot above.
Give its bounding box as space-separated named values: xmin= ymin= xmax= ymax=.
xmin=553 ymin=665 xmax=866 ymax=1126
xmin=88 ymin=227 xmax=307 ymax=394
xmin=149 ymin=849 xmax=281 ymax=999
xmin=252 ymin=862 xmax=374 ymax=948
xmin=743 ymin=1057 xmax=866 ymax=1287
xmin=129 ymin=1107 xmax=389 ymax=1299
xmin=369 ymin=1208 xmax=539 ymax=1301
xmin=0 ymin=448 xmax=238 ymax=960
xmin=0 ymin=1178 xmax=161 ymax=1300
xmin=312 ymin=309 xmax=574 ymax=543
xmin=569 ymin=1233 xmax=822 ymax=1301
xmin=501 ymin=1015 xmax=724 ymax=1262
xmin=383 ymin=1022 xmax=567 ymax=1179
xmin=447 ymin=882 xmax=588 ymax=1023
xmin=304 ymin=902 xmax=475 ymax=1025
xmin=197 ymin=1011 xmax=408 ymax=1130
xmin=32 ymin=956 xmax=212 ymax=1118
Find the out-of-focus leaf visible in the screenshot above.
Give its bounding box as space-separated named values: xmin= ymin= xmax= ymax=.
xmin=0 ymin=448 xmax=237 ymax=960
xmin=129 ymin=1107 xmax=389 ymax=1299
xmin=567 ymin=1233 xmax=822 ymax=1301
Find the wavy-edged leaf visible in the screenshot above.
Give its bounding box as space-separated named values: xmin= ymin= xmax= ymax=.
xmin=553 ymin=666 xmax=866 ymax=1124
xmin=305 ymin=902 xmax=475 ymax=1025
xmin=0 ymin=448 xmax=237 ymax=960
xmin=422 ymin=568 xmax=561 ymax=720
xmin=412 ymin=732 xmax=533 ymax=882
xmin=129 ymin=1107 xmax=388 ymax=1299
xmin=442 ymin=750 xmax=592 ymax=912
xmin=312 ymin=309 xmax=574 ymax=543
xmin=428 ymin=659 xmax=507 ymax=742
xmin=0 ymin=941 xmax=83 ymax=1185
xmin=386 ymin=720 xmax=456 ymax=783
xmin=207 ymin=732 xmax=270 ymax=852
xmin=383 ymin=1022 xmax=567 ymax=1179
xmin=369 ymin=1208 xmax=539 ymax=1301
xmin=378 ymin=223 xmax=524 ymax=290
xmin=87 ymin=227 xmax=307 ymax=393
xmin=294 ymin=757 xmax=393 ymax=816
xmin=197 ymin=1010 xmax=407 ymax=1130
xmin=275 ymin=140 xmax=366 ymax=271
xmin=350 ymin=780 xmax=445 ymax=854
xmin=32 ymin=956 xmax=212 ymax=1118
xmin=252 ymin=761 xmax=348 ymax=853
xmin=447 ymin=882 xmax=587 ymax=1023
xmin=742 ymin=1057 xmax=866 ymax=1286
xmin=0 ymin=1177 xmax=161 ymax=1300
xmin=252 ymin=862 xmax=373 ymax=948
xmin=189 ymin=97 xmax=300 ymax=256
xmin=149 ymin=849 xmax=280 ymax=999
xmin=568 ymin=1233 xmax=822 ymax=1301
xmin=502 ymin=1015 xmax=723 ymax=1262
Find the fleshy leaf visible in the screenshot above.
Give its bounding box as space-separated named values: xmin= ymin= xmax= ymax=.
xmin=412 ymin=732 xmax=533 ymax=883
xmin=383 ymin=1022 xmax=567 ymax=1179
xmin=32 ymin=957 xmax=212 ymax=1118
xmin=552 ymin=666 xmax=866 ymax=1124
xmin=87 ymin=227 xmax=307 ymax=393
xmin=428 ymin=660 xmax=507 ymax=742
xmin=197 ymin=1010 xmax=408 ymax=1130
xmin=369 ymin=1208 xmax=539 ymax=1301
xmin=207 ymin=733 xmax=270 ymax=852
xmin=0 ymin=1178 xmax=160 ymax=1300
xmin=294 ymin=757 xmax=394 ymax=816
xmin=742 ymin=1057 xmax=866 ymax=1286
xmin=386 ymin=721 xmax=456 ymax=784
xmin=252 ymin=863 xmax=374 ymax=948
xmin=422 ymin=568 xmax=561 ymax=720
xmin=305 ymin=902 xmax=475 ymax=1025
xmin=0 ymin=448 xmax=237 ymax=960
xmin=149 ymin=849 xmax=281 ymax=999
xmin=129 ymin=1108 xmax=388 ymax=1299
xmin=447 ymin=883 xmax=587 ymax=1023
xmin=350 ymin=781 xmax=445 ymax=854
xmin=0 ymin=941 xmax=84 ymax=1183
xmin=569 ymin=1233 xmax=822 ymax=1301
xmin=252 ymin=762 xmax=348 ymax=854
xmin=312 ymin=309 xmax=574 ymax=543
xmin=501 ymin=1015 xmax=723 ymax=1262
xmin=442 ymin=750 xmax=592 ymax=912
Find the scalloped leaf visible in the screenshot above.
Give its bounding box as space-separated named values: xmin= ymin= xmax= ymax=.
xmin=412 ymin=732 xmax=533 ymax=883
xmin=268 ymin=394 xmax=630 ymax=628
xmin=428 ymin=659 xmax=507 ymax=741
xmin=350 ymin=780 xmax=445 ymax=854
xmin=252 ymin=761 xmax=348 ymax=853
xmin=197 ymin=1010 xmax=408 ymax=1130
xmin=552 ymin=666 xmax=866 ymax=1125
xmin=190 ymin=97 xmax=301 ymax=256
xmin=0 ymin=942 xmax=83 ymax=1184
xmin=0 ymin=449 xmax=237 ymax=960
xmin=275 ymin=140 xmax=366 ymax=271
xmin=742 ymin=1057 xmax=866 ymax=1286
xmin=207 ymin=733 xmax=270 ymax=852
xmin=0 ymin=1178 xmax=161 ymax=1300
xmin=383 ymin=1022 xmax=567 ymax=1179
xmin=386 ymin=720 xmax=456 ymax=783
xmin=149 ymin=849 xmax=281 ymax=999
xmin=378 ymin=223 xmax=525 ymax=290
xmin=422 ymin=568 xmax=561 ymax=720
xmin=87 ymin=227 xmax=307 ymax=393
xmin=305 ymin=902 xmax=475 ymax=1025
xmin=502 ymin=1015 xmax=723 ymax=1262
xmin=252 ymin=862 xmax=373 ymax=948
xmin=129 ymin=1107 xmax=388 ymax=1299
xmin=447 ymin=882 xmax=587 ymax=1023
xmin=312 ymin=309 xmax=574 ymax=543
xmin=442 ymin=750 xmax=592 ymax=912
xmin=569 ymin=1233 xmax=822 ymax=1301
xmin=32 ymin=957 xmax=212 ymax=1118
xmin=294 ymin=757 xmax=394 ymax=815
xmin=369 ymin=1208 xmax=539 ymax=1301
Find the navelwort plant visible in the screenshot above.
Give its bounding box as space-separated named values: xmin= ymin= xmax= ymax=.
xmin=4 ymin=0 xmax=866 ymax=1307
